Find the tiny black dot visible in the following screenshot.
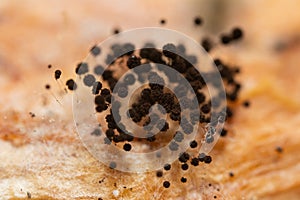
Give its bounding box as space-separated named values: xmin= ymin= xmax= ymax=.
xmin=232 ymin=27 xmax=243 ymax=40
xmin=156 ymin=170 xmax=163 ymax=177
xmin=54 ymin=70 xmax=62 ymax=80
xmin=113 ymin=28 xmax=120 ymax=34
xmin=204 ymin=155 xmax=212 ymax=164
xmin=123 ymin=143 xmax=132 ymax=151
xmin=243 ymin=100 xmax=250 ymax=107
xmin=48 ymin=64 xmax=52 ymax=69
xmin=229 ymin=172 xmax=234 ymax=177
xmin=181 ymin=163 xmax=189 ymax=170
xmin=194 ymin=17 xmax=202 ymax=25
xmin=191 ymin=157 xmax=199 ymax=166
xmin=181 ymin=177 xmax=187 ymax=183
xmin=164 ymin=164 xmax=171 ymax=171
xmin=45 ymin=84 xmax=51 ymax=90
xmin=163 ymin=181 xmax=170 ymax=188
xmin=179 ymin=152 xmax=190 ymax=163
xmin=220 ymin=129 xmax=228 ymax=137
xmin=190 ymin=140 xmax=198 ymax=148
xmin=101 ymin=88 xmax=111 ymax=96
xmin=160 ymin=19 xmax=166 ymax=25
xmin=221 ymin=34 xmax=232 ymax=45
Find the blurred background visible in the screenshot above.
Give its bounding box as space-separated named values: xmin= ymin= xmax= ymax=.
xmin=0 ymin=0 xmax=300 ymax=110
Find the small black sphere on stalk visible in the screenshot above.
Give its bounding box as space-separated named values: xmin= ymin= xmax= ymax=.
xmin=156 ymin=170 xmax=163 ymax=177
xmin=101 ymin=88 xmax=110 ymax=96
xmin=190 ymin=140 xmax=198 ymax=148
xmin=221 ymin=34 xmax=232 ymax=45
xmin=66 ymin=79 xmax=77 ymax=90
xmin=179 ymin=152 xmax=190 ymax=163
xmin=163 ymin=181 xmax=170 ymax=188
xmin=191 ymin=157 xmax=199 ymax=166
xmin=54 ymin=70 xmax=62 ymax=80
xmin=181 ymin=177 xmax=187 ymax=183
xmin=181 ymin=163 xmax=189 ymax=170
xmin=164 ymin=164 xmax=171 ymax=171
xmin=204 ymin=155 xmax=212 ymax=164
xmin=123 ymin=143 xmax=132 ymax=151
xmin=232 ymin=27 xmax=243 ymax=40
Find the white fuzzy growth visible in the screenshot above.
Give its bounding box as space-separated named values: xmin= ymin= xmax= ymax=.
xmin=113 ymin=189 xmax=119 ymax=197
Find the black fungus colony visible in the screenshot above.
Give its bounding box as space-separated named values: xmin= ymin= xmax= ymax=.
xmin=50 ymin=16 xmax=244 ymax=190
